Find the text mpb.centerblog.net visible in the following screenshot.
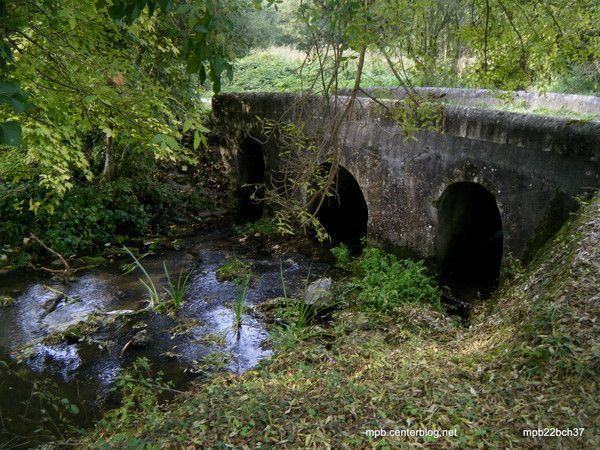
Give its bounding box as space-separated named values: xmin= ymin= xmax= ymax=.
xmin=364 ymin=429 xmax=458 ymax=439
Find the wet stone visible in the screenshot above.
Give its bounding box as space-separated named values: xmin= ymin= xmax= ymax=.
xmin=130 ymin=329 xmax=149 ymax=348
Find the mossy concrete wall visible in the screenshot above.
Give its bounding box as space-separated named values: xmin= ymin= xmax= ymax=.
xmin=213 ymin=91 xmax=600 ymax=265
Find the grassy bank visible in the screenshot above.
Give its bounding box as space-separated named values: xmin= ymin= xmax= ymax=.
xmin=86 ymin=195 xmax=600 ymax=448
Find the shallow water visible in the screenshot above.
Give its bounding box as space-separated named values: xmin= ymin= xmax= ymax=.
xmin=0 ymin=228 xmax=330 ymax=446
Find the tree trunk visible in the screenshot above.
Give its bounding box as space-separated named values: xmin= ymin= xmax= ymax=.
xmin=102 ymin=134 xmax=115 ymax=180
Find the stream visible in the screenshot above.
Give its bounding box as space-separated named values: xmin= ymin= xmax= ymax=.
xmin=0 ymin=227 xmax=330 ymax=447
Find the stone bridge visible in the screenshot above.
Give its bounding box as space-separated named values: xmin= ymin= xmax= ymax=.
xmin=213 ymin=88 xmax=600 ymax=294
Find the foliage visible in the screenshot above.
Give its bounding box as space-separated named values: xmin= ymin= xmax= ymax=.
xmin=216 ymin=256 xmax=252 ymax=284
xmin=103 ymin=0 xmax=281 ymax=91
xmin=0 ymin=359 xmax=84 ymax=447
xmin=268 ymin=261 xmax=320 ymax=349
xmin=0 ymin=0 xmax=254 ymax=218
xmin=232 ymin=1 xmax=304 ymax=51
xmin=124 ymin=246 xmax=161 ymax=308
xmin=234 ymin=217 xmax=278 ymax=237
xmin=330 ymin=243 xmax=350 ymax=269
xmin=120 ymin=254 xmax=190 ymax=314
xmin=0 ymin=0 xmax=274 ymax=148
xmin=389 ymin=97 xmax=445 ymax=140
xmin=256 ymin=118 xmax=334 ymax=243
xmin=0 ymin=179 xmax=147 ymax=262
xmin=546 ymin=63 xmax=600 ymax=96
xmin=294 ymin=0 xmax=599 ymax=92
xmin=0 ymin=169 xmax=211 ymax=269
xmin=350 ymin=248 xmax=441 ymax=312
xmin=97 ymin=357 xmax=174 ymax=436
xmin=232 ymin=276 xmax=250 ymax=330
xmin=2 ymin=3 xmax=182 ymax=197
xmin=162 ymin=262 xmax=192 ymax=311
xmin=223 ymin=47 xmax=397 ymax=93
xmin=196 ymin=351 xmax=231 ymax=372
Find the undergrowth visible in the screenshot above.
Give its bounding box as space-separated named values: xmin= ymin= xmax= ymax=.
xmin=349 ymin=247 xmax=441 ymax=312
xmin=216 ymin=256 xmax=252 ymax=284
xmin=0 ymin=177 xmax=213 ymax=270
xmin=234 ymin=217 xmax=279 ymax=237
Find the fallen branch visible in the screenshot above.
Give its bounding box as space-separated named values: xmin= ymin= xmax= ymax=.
xmin=43 ymin=285 xmax=80 ymax=303
xmin=28 ymin=233 xmax=71 ymax=276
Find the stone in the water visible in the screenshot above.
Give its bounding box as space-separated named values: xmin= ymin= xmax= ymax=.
xmin=304 ymin=278 xmax=333 ymax=306
xmin=130 ymin=329 xmax=149 ymax=347
xmin=42 ymin=295 xmax=62 ymax=313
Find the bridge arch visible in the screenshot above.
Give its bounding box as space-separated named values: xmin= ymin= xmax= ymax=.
xmin=236 ymin=137 xmax=265 ymax=219
xmin=436 ymin=181 xmax=503 ymax=299
xmin=312 ymin=163 xmax=368 ymax=249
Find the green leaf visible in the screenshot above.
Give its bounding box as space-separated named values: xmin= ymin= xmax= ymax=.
xmin=151 ymin=133 xmax=180 ymax=150
xmin=0 ymin=81 xmax=30 ymax=113
xmin=0 ymin=121 xmax=22 ymax=146
xmin=163 ymin=135 xmax=180 ymax=149
xmin=150 ymin=133 xmax=165 ymax=144
xmin=193 ymin=131 xmax=201 ymax=150
xmin=183 ymin=118 xmax=193 ymax=132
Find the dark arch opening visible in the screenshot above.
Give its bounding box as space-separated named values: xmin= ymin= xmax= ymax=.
xmin=437 ymin=182 xmax=503 ymax=300
xmin=312 ymin=164 xmax=368 ymax=250
xmin=237 ymin=137 xmax=265 ymax=219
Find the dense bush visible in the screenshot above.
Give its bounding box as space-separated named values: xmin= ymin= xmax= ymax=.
xmin=547 ymin=63 xmax=600 ymax=96
xmin=330 ymin=243 xmax=351 ymax=269
xmin=351 ymin=247 xmax=441 ymax=311
xmin=0 ymin=177 xmax=211 ymax=268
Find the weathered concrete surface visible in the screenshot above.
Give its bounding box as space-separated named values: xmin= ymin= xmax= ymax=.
xmin=213 ymin=90 xmax=600 ymax=267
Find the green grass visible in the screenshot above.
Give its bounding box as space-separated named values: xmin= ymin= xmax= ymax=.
xmin=123 ymin=248 xmax=191 ymax=312
xmin=123 ymin=246 xmax=160 ymax=309
xmin=232 ymin=277 xmax=250 ymax=331
xmin=162 ymin=262 xmax=191 ymax=311
xmin=216 ymin=256 xmax=252 ymax=284
xmin=267 ymin=260 xmax=317 ymax=350
xmin=234 ymin=218 xmax=279 ymax=237
xmin=222 ymin=47 xmax=399 ymax=93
